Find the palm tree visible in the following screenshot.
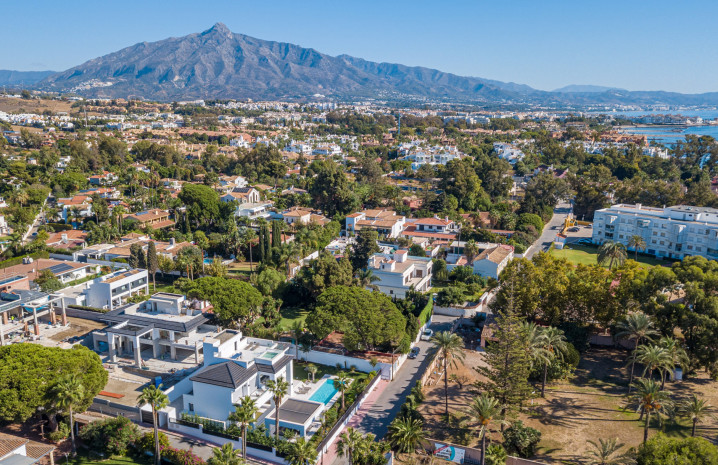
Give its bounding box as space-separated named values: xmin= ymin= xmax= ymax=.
xmin=464 ymin=240 xmax=480 ymax=263
xmin=657 ymin=337 xmax=689 ymax=388
xmin=306 ymin=364 xmax=318 ymax=383
xmin=265 ymin=377 xmax=289 ymax=443
xmin=430 ymin=331 xmax=466 ymax=419
xmin=597 ymin=240 xmax=627 ymax=269
xmin=615 ymin=312 xmax=658 ymax=393
xmin=627 ymin=235 xmax=646 ymax=261
xmin=356 ymin=269 xmax=380 ymax=291
xmin=334 ymin=372 xmax=350 ymax=410
xmin=585 ymin=438 xmax=632 ymax=465
xmin=522 ymin=321 xmax=552 ymax=372
xmin=137 ymin=384 xmax=170 ymax=465
xmin=630 ymin=378 xmax=671 ymax=443
xmin=208 ymin=442 xmax=243 ymax=465
xmin=470 ymin=394 xmax=502 ymax=465
xmin=285 ymin=437 xmax=317 ymax=465
xmin=539 ymin=326 xmax=568 ymax=398
xmin=229 ymin=396 xmax=258 ymax=459
xmin=290 ymin=321 xmax=304 ymax=359
xmin=386 ymin=417 xmax=425 ymax=453
xmin=50 ymin=374 xmax=84 ymax=456
xmin=635 ymin=344 xmax=673 ymax=382
xmin=681 ymin=394 xmax=712 ymax=437
xmin=279 ymin=242 xmax=302 ymax=277
xmin=336 ymin=427 xmax=363 ymax=465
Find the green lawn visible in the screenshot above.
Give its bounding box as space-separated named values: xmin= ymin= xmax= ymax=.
xmin=151 ymin=283 xmax=178 ymax=294
xmin=550 ymin=243 xmax=669 ymax=268
xmin=279 ymin=306 xmax=310 ymax=329
xmin=68 ymin=453 xmax=151 ymax=465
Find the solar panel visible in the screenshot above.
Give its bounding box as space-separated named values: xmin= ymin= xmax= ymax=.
xmin=47 ymin=263 xmax=74 ymax=274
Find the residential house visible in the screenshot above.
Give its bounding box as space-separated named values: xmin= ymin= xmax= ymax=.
xmin=45 ymin=230 xmax=88 ymax=250
xmin=345 ymin=210 xmax=406 ymax=238
xmin=472 ymin=245 xmax=514 ymax=279
xmin=401 ymin=217 xmax=460 ymax=242
xmin=57 ymin=196 xmax=92 ymax=222
xmin=125 ymin=209 xmax=175 ymax=230
xmin=368 ymin=250 xmax=433 ymax=298
xmin=0 ymin=432 xmax=55 ymax=465
xmin=220 ymin=187 xmax=261 ymax=205
xmin=89 ymin=171 xmax=119 ymax=186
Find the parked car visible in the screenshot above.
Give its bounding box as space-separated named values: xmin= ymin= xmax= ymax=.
xmin=568 ymin=227 xmax=580 ymax=232
xmin=577 ymin=238 xmax=593 ymax=245
xmin=420 ymin=329 xmax=434 ymax=341
xmin=409 ymin=347 xmax=420 ymax=359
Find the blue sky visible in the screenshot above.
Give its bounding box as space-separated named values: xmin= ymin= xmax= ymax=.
xmin=3 ymin=0 xmax=717 ymax=93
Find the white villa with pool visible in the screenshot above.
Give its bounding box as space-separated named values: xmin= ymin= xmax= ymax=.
xmin=162 ymin=329 xmax=344 ymax=438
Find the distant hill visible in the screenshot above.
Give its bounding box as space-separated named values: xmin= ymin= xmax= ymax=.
xmin=0 ymin=70 xmax=55 ymax=87
xmin=553 ymin=84 xmax=624 ymax=93
xmin=35 ymin=23 xmax=718 ymax=107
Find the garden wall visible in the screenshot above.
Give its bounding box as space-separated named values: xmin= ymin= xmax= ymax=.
xmin=297 ymin=346 xmax=407 ymax=380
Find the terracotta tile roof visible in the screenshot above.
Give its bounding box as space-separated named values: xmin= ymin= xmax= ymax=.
xmin=475 ymin=245 xmax=513 ymax=264
xmin=0 ymin=434 xmax=27 ymax=459
xmin=415 ymin=217 xmax=453 ymax=226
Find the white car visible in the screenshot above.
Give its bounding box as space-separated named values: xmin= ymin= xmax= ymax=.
xmin=420 ymin=329 xmax=434 ymax=341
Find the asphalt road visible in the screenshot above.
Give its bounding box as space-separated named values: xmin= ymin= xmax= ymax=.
xmin=352 ymin=314 xmax=456 ymax=440
xmin=524 ymin=201 xmax=573 ymax=259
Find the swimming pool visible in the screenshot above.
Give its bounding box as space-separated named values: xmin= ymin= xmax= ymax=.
xmin=309 ymin=378 xmax=340 ymax=405
xmin=203 ymin=258 xmax=215 ymax=265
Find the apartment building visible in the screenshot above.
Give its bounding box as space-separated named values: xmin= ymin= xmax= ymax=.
xmin=592 ymin=204 xmax=718 ymax=260
xmin=368 ymin=250 xmax=433 ymax=298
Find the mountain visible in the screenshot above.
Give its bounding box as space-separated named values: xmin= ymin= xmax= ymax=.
xmin=553 ymin=84 xmax=624 ymax=93
xmin=36 ymin=23 xmax=718 ymax=107
xmin=0 ymin=70 xmax=55 ymax=87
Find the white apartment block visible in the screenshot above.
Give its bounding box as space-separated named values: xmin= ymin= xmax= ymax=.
xmin=592 ymin=204 xmax=718 ymax=260
xmin=369 ymin=250 xmax=432 ymax=298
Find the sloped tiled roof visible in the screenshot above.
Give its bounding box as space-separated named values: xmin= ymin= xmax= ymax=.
xmin=190 ymin=362 xmax=257 ymax=389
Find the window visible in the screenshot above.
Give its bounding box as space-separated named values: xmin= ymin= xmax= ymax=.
xmin=234 ymin=342 xmax=238 ymax=351
xmin=389 ymin=290 xmax=393 ymax=294
xmin=688 ymin=245 xmax=693 ymax=250
xmin=660 ymin=241 xmax=664 ymax=245
xmin=189 ymin=403 xmax=194 ymax=412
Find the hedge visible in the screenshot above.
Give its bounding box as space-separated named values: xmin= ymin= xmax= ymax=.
xmin=0 ymin=251 xmax=50 ymax=269
xmin=418 ymin=297 xmax=433 ymax=326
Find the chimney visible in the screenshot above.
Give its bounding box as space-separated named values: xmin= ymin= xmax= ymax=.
xmin=169 ymin=238 xmax=176 ymax=246
xmin=61 ymin=233 xmax=68 ymax=242
xmin=395 ymin=249 xmax=408 ymax=263
xmin=636 ymin=203 xmax=642 ymax=210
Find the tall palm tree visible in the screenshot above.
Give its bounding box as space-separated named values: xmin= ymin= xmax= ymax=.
xmin=470 ymin=394 xmax=502 ymax=465
xmin=306 ymin=364 xmax=318 ymax=383
xmin=265 ymin=377 xmax=289 ymax=443
xmin=229 ymin=396 xmax=258 ymax=459
xmin=464 ymin=240 xmax=480 ymax=263
xmin=615 ymin=313 xmax=658 ymax=393
xmin=585 ymin=438 xmax=632 ymax=465
xmin=290 ymin=321 xmax=304 ymax=359
xmin=635 ymin=344 xmax=673 ymax=382
xmin=50 ymin=374 xmax=84 ymax=456
xmin=334 ymin=372 xmax=350 ymax=410
xmin=356 ymin=269 xmax=380 ymax=291
xmin=681 ymin=394 xmax=712 ymax=437
xmin=208 ymin=442 xmax=243 ymax=465
xmin=137 ymin=384 xmax=170 ymax=465
xmin=627 ymin=235 xmax=646 ymax=261
xmin=630 ymin=378 xmax=671 ymax=443
xmin=386 ymin=417 xmax=425 ymax=453
xmin=336 ymin=427 xmax=363 ymax=465
xmin=522 ymin=322 xmax=551 ymax=372
xmin=538 ymin=326 xmax=568 ymax=398
xmin=279 ymin=241 xmax=302 ymax=277
xmin=430 ymin=331 xmax=466 ymax=419
xmin=657 ymin=337 xmax=689 ymax=388
xmin=285 ymin=437 xmax=317 ymax=465
xmin=597 ymin=240 xmax=627 ymax=269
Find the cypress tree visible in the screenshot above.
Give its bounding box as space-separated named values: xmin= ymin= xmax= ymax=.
xmin=258 ymin=226 xmax=266 ymax=263
xmin=262 ymin=223 xmax=271 ymax=261
xmin=146 ymin=241 xmax=159 ymax=291
xmin=184 ymin=212 xmax=191 ymax=234
xmin=271 ymin=221 xmax=282 ymax=249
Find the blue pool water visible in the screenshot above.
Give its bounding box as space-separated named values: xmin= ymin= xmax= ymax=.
xmin=309 ymin=379 xmax=339 ymax=404
xmin=203 ymin=258 xmax=215 ymax=264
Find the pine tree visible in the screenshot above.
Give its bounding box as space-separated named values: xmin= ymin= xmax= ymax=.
xmin=146 ymin=241 xmax=159 ymax=291
xmin=475 ymin=285 xmax=532 ymax=425
xmin=183 ymin=212 xmax=191 ymax=234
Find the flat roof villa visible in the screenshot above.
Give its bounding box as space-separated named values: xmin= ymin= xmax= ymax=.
xmin=0 ymin=289 xmax=65 ymax=345
xmin=89 ymin=293 xmax=215 ymax=368
xmin=160 ymin=329 xmax=343 ymax=439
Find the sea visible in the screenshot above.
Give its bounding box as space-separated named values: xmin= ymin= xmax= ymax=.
xmin=591 ymin=110 xmax=718 ymax=145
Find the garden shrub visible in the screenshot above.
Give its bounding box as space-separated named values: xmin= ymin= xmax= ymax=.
xmin=502 ymin=420 xmax=541 ymax=458
xmin=136 ymin=431 xmax=170 ymax=453
xmin=79 ymin=416 xmax=141 ymax=456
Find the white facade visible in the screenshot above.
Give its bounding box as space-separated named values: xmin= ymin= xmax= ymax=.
xmin=369 ymin=250 xmax=433 ymax=298
xmin=85 ymin=269 xmax=149 ymax=309
xmin=493 ymin=142 xmax=525 ymax=164
xmin=592 ymin=204 xmax=718 ymax=260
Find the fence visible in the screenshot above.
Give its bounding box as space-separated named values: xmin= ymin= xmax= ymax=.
xmin=423 ymin=438 xmax=548 ymax=465
xmin=88 ymin=399 xmax=141 ymax=422
xmin=316 ymin=371 xmax=382 ymax=459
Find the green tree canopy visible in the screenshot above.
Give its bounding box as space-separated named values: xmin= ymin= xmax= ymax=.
xmin=182 ymin=277 xmax=262 ymax=327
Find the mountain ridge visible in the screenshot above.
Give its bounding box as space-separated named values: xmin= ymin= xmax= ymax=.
xmin=30 ymin=23 xmax=718 ymax=106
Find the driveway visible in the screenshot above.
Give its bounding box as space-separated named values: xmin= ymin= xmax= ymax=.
xmin=524 ymin=202 xmax=572 ymax=259
xmin=352 ymin=315 xmax=456 ymax=440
